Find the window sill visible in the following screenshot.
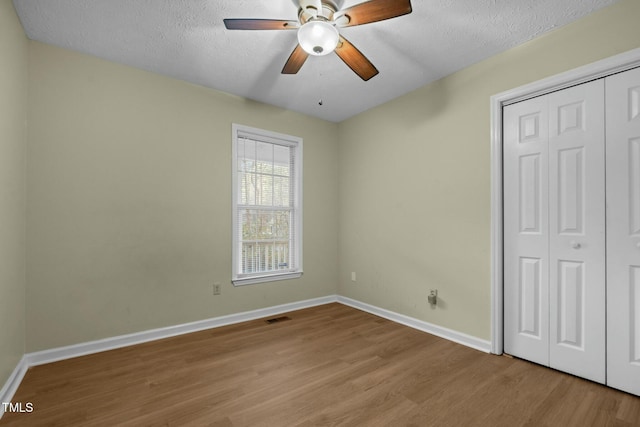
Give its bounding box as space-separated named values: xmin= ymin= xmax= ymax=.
xmin=232 ymin=272 xmax=302 ymax=286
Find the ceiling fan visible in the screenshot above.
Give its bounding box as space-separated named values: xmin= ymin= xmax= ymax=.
xmin=223 ymin=0 xmax=413 ymax=81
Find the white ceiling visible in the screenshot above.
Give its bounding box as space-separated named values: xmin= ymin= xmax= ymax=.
xmin=13 ymin=0 xmax=619 ymax=122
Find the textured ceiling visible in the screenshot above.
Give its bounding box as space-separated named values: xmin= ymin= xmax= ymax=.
xmin=13 ymin=0 xmax=619 ymax=122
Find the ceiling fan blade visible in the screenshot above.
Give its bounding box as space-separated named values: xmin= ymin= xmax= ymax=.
xmin=282 ymin=44 xmax=310 ymax=74
xmin=223 ymin=19 xmax=298 ymax=30
xmin=334 ymin=36 xmax=379 ymax=81
xmin=335 ymin=0 xmax=412 ymax=27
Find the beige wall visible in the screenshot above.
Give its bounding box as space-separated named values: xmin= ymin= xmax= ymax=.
xmin=337 ymin=0 xmax=640 ymax=340
xmin=0 ymin=0 xmax=28 ymax=385
xmin=6 ymin=0 xmax=640 ymax=360
xmin=26 ymin=42 xmax=339 ymax=351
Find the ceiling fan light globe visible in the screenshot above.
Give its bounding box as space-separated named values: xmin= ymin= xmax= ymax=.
xmin=297 ymin=20 xmax=339 ymax=56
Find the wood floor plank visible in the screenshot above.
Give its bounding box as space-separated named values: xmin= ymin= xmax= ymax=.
xmin=1 ymin=303 xmax=638 ymax=426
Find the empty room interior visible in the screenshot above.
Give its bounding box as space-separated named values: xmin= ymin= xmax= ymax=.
xmin=2 ymin=0 xmax=640 ymax=425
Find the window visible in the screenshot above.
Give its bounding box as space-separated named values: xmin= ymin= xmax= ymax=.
xmin=231 ymin=124 xmax=303 ymax=286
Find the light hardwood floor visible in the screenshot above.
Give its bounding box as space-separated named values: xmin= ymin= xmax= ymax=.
xmin=1 ymin=303 xmax=639 ymax=426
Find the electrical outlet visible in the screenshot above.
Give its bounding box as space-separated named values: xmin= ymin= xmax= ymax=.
xmin=351 ymin=272 xmax=356 ymax=282
xmin=428 ymin=289 xmax=437 ymax=305
xmin=213 ymin=283 xmax=221 ymax=295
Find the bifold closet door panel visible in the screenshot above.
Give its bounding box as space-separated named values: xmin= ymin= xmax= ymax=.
xmin=504 ymin=96 xmax=550 ymax=366
xmin=504 ymin=79 xmax=606 ymax=384
xmin=549 ymin=80 xmax=606 ymax=383
xmin=606 ymin=66 xmax=640 ymax=396
xmin=547 ymin=80 xmax=606 ymax=384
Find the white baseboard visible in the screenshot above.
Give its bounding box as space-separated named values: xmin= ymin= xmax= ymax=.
xmin=338 ymin=296 xmax=492 ymax=353
xmin=0 ymin=355 xmax=29 ymax=418
xmin=25 ymin=295 xmax=338 ymax=367
xmin=1 ymin=293 xmax=491 ymax=417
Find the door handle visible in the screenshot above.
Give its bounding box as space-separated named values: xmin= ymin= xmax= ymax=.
xmin=570 ymin=240 xmax=581 ymax=249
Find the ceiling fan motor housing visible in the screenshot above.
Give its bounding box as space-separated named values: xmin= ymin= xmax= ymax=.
xmin=298 ymin=0 xmax=338 ymax=24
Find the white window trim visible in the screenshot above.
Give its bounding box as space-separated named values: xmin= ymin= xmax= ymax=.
xmin=231 ymin=123 xmax=303 ymax=286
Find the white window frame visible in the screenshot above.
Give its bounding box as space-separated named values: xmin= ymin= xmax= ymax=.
xmin=231 ymin=123 xmax=303 ymax=286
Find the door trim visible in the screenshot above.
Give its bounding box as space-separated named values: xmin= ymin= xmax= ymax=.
xmin=490 ymin=47 xmax=640 ymax=355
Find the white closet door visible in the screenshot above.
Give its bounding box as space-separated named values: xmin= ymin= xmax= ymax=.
xmin=606 ymin=66 xmax=640 ymax=395
xmin=547 ymin=80 xmax=606 ymax=384
xmin=504 ymin=96 xmax=550 ymax=366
